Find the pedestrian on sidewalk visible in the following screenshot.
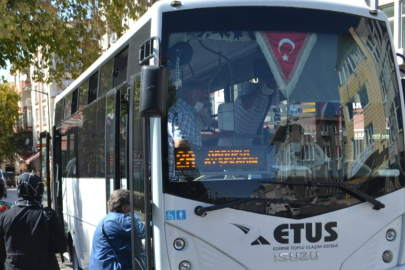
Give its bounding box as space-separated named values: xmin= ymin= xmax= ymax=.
xmin=0 ymin=172 xmax=67 ymax=270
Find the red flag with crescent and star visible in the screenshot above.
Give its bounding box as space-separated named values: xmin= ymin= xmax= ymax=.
xmin=255 ymin=32 xmax=316 ymax=96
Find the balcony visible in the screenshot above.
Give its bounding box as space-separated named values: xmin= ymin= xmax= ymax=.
xmin=23 ymin=98 xmax=32 ymax=107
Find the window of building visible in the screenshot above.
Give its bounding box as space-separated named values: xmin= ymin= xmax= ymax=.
xmin=36 ymin=108 xmax=39 ymax=125
xmin=389 ymin=105 xmax=399 ymax=144
xmin=402 ymin=2 xmax=405 ymax=47
xmin=358 ymin=85 xmax=370 ymax=109
xmin=34 ymin=85 xmax=39 ymax=103
xmin=366 ymin=20 xmax=382 ymax=63
xmin=43 ymin=105 xmax=47 ymax=125
xmin=63 ymin=56 xmax=71 ymax=71
xmin=352 ymin=138 xmax=363 ymax=160
xmin=323 ymin=145 xmax=331 ymax=161
xmin=26 ymin=108 xmax=32 ymax=126
xmin=381 ymin=4 xmax=394 ymax=38
xmin=364 ymin=123 xmax=374 ymax=147
xmin=337 ymin=45 xmax=365 ymax=85
xmin=346 ymin=96 xmax=355 ymax=121
xmin=396 ymin=99 xmax=403 ymax=131
xmin=380 ymin=74 xmax=388 ymax=103
xmin=346 ymin=85 xmax=369 ymax=123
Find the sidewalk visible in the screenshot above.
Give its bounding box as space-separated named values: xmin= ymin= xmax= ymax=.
xmin=57 ymin=253 xmax=73 ymax=270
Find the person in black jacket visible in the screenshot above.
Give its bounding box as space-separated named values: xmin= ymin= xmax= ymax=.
xmin=0 ymin=172 xmax=67 ymax=270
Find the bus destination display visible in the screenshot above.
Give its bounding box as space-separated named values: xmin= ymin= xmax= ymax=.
xmin=175 ymin=147 xmax=267 ymax=173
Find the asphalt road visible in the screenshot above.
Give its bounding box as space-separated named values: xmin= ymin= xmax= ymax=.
xmin=2 ymin=186 xmax=18 ymax=204
xmin=5 ymin=188 xmax=73 ymax=269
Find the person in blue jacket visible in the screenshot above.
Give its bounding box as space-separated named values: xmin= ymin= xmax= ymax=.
xmin=89 ymin=189 xmax=146 ymax=270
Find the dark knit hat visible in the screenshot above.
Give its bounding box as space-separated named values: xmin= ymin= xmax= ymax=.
xmin=17 ymin=173 xmax=44 ymax=200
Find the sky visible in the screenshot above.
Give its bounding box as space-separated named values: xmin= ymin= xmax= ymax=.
xmin=0 ymin=62 xmax=12 ymax=82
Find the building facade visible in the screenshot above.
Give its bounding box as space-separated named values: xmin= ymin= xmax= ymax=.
xmin=13 ymin=60 xmax=74 ymax=174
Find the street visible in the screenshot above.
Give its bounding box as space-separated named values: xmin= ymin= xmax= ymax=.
xmin=2 ymin=186 xmax=18 ymax=204
xmin=3 ymin=187 xmax=73 ymax=270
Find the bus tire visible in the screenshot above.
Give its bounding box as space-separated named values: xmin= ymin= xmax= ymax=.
xmin=69 ymin=237 xmax=82 ymax=270
xmin=72 ymin=244 xmax=82 ymax=270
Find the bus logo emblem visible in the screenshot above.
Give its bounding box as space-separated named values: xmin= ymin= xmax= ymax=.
xmin=231 ymin=223 xmax=270 ymax=246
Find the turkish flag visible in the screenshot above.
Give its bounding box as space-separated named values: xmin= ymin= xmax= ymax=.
xmin=255 ymin=32 xmax=316 ymax=96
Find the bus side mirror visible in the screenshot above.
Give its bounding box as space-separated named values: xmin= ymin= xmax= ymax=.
xmin=139 ymin=65 xmax=168 ymax=118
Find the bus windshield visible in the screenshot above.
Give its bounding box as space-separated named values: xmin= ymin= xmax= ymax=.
xmin=162 ymin=7 xmax=405 ymax=218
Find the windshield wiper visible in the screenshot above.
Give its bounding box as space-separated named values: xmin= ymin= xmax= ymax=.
xmin=194 ymin=197 xmax=317 ymax=216
xmin=194 ymin=179 xmax=385 ymax=216
xmin=260 ymin=179 xmax=385 ymax=210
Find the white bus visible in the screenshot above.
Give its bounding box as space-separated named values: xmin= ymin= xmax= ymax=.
xmin=50 ymin=0 xmax=405 ymax=269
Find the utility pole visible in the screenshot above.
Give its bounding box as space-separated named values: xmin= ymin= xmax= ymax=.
xmin=30 ymin=89 xmax=51 ymax=134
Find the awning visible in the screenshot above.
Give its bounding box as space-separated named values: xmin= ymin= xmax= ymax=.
xmin=25 ymin=152 xmax=40 ymax=164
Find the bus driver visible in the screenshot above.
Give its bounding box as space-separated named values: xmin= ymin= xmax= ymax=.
xmin=168 ymin=81 xmax=231 ymax=181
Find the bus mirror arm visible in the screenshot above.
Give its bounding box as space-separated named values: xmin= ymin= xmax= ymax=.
xmin=55 ymin=164 xmax=59 ymax=198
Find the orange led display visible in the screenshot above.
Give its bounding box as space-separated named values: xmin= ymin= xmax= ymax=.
xmin=204 ymin=149 xmax=259 ymax=166
xmin=175 ymin=149 xmax=261 ymax=170
xmin=175 ymin=150 xmax=196 ymax=169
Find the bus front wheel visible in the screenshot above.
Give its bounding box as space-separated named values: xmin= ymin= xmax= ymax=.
xmin=69 ymin=237 xmax=82 ymax=270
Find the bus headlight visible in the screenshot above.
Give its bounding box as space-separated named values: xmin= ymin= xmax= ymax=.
xmin=173 ymin=238 xmax=185 ymax=250
xmin=386 ymin=229 xmax=396 ymax=241
xmin=179 ymin=260 xmax=191 ymax=270
xmin=382 ymin=250 xmax=393 ymax=263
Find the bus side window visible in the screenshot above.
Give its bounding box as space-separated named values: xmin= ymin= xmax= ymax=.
xmin=71 ymin=88 xmax=78 ymax=115
xmin=99 ymin=46 xmax=129 ymax=98
xmin=99 ymin=58 xmax=114 ymax=97
xmin=55 ymin=100 xmax=63 ymax=127
xmin=64 ymin=93 xmax=72 ymax=119
xmin=113 ymin=47 xmax=128 ymax=88
xmin=79 ymin=80 xmax=89 ymax=108
xmin=88 ymin=71 xmax=99 ymax=104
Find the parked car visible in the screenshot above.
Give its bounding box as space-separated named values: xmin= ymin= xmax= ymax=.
xmin=3 ymin=172 xmax=16 ymax=187
xmin=0 ymin=170 xmax=7 ymax=198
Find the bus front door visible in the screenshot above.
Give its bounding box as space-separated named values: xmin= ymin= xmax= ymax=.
xmin=129 ymin=74 xmax=152 ymax=270
xmin=39 ymin=131 xmax=51 ymax=207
